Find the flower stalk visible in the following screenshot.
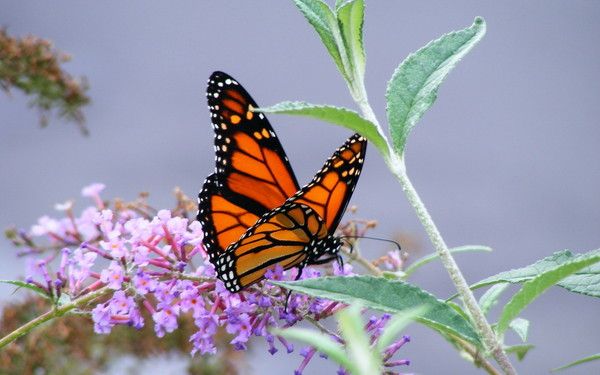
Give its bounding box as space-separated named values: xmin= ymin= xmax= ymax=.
xmin=0 ymin=286 xmax=111 ymax=349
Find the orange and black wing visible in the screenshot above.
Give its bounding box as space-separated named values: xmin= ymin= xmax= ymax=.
xmin=206 ymin=71 xmax=299 ymax=214
xmin=292 ymin=133 xmax=367 ymax=232
xmin=216 ymin=202 xmax=328 ymax=292
xmin=215 ymin=133 xmax=367 ymax=292
xmin=197 ymin=72 xmax=301 ymax=263
xmin=198 ymin=174 xmax=262 ymax=265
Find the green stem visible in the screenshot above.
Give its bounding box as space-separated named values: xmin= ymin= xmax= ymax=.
xmin=403 ymin=245 xmax=493 ymax=278
xmin=351 ymin=87 xmax=517 ymax=375
xmin=0 ymin=286 xmax=111 ymax=349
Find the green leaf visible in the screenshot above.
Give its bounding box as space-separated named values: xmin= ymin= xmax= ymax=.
xmin=293 ymin=0 xmax=349 ymax=81
xmin=509 ymin=317 xmax=529 ymax=342
xmin=338 ymin=304 xmax=380 ymax=374
xmin=496 ymin=250 xmax=600 ymax=334
xmin=336 ymin=0 xmax=365 ymax=82
xmin=478 ymin=283 xmax=509 ymax=316
xmin=552 ymin=353 xmax=600 ymax=372
xmin=257 ymin=101 xmax=389 ymax=158
xmin=446 ymin=300 xmax=472 ymax=323
xmin=273 ymin=327 xmax=354 ymax=371
xmin=375 ymin=306 xmax=426 ymax=352
xmin=505 ymin=344 xmax=535 ymax=361
xmin=404 ymin=244 xmax=492 ymax=278
xmin=386 ymin=17 xmax=486 ymax=156
xmin=559 ymin=261 xmax=600 ymax=297
xmin=0 ymin=279 xmax=49 ymax=299
xmin=471 ymin=249 xmax=600 ymax=298
xmin=271 ymin=275 xmax=482 ymax=347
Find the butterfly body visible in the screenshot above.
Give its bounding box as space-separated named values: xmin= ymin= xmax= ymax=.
xmin=198 ymin=72 xmax=366 ymax=293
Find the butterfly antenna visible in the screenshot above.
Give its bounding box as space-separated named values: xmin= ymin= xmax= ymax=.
xmin=340 ymin=235 xmax=402 ymax=252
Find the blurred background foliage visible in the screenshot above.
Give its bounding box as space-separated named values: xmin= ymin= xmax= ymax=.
xmin=0 ymin=295 xmax=242 ymax=375
xmin=0 ymin=28 xmax=89 ymax=134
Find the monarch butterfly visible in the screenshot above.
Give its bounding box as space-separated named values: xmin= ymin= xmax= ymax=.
xmin=197 ymin=71 xmax=366 ymax=292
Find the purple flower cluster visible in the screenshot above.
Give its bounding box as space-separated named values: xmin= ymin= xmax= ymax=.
xmin=17 ymin=183 xmax=411 ymax=374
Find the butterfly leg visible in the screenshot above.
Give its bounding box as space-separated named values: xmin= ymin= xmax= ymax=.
xmin=284 ymin=264 xmax=307 ymax=312
xmin=308 ymin=255 xmax=339 ymax=265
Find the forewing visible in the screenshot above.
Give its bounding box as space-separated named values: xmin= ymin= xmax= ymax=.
xmin=292 ymin=133 xmax=367 ymax=231
xmin=207 ymin=71 xmax=300 ymax=215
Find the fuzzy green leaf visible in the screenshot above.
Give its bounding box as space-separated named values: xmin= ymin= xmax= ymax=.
xmin=336 ymin=0 xmax=365 ymax=82
xmin=0 ymin=279 xmax=49 ymax=299
xmin=271 ymin=275 xmax=482 ymax=347
xmin=404 ymin=244 xmax=492 ymax=278
xmin=293 ymin=0 xmax=349 ymax=80
xmin=496 ymin=250 xmax=600 ymax=335
xmin=478 ymin=283 xmax=509 ymax=316
xmin=386 ymin=17 xmax=486 ymax=155
xmin=509 ymin=317 xmax=529 ymax=342
xmin=505 ymin=344 xmax=535 ymax=361
xmin=273 ymin=327 xmax=353 ymax=371
xmin=257 ymin=101 xmax=389 ymax=158
xmin=338 ymin=304 xmax=380 ymax=374
xmin=472 ymin=249 xmax=600 ymax=298
xmin=552 ymin=353 xmax=600 ymax=372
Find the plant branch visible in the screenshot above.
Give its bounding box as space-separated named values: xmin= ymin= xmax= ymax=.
xmin=0 ymin=286 xmax=111 ymax=349
xmin=350 ymin=86 xmax=517 ymax=375
xmin=453 ymin=336 xmax=502 ymax=375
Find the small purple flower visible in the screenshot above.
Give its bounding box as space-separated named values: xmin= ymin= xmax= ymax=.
xmin=264 ymin=264 xmax=284 ymax=281
xmin=383 ymin=250 xmax=403 ymax=271
xmin=153 ymin=305 xmax=180 ymax=337
xmin=72 ymin=247 xmax=97 ymax=269
xmin=100 ymin=237 xmax=127 ymax=258
xmin=92 ymin=303 xmax=113 ymax=334
xmin=180 ymin=288 xmax=204 ymax=317
xmin=129 ymin=306 xmax=145 ymax=329
xmin=166 ymin=216 xmax=188 ymax=236
xmin=133 ymin=271 xmax=157 ymax=295
xmin=81 ymin=183 xmax=106 ymax=197
xmin=109 ymin=290 xmax=134 ymax=314
xmin=132 ymin=245 xmax=150 ymax=266
xmin=332 ymin=262 xmax=354 ymax=276
xmin=226 ymin=313 xmax=252 ymax=350
xmin=82 ymin=183 xmax=106 ymax=208
xmin=30 ymin=216 xmax=61 ymax=237
xmin=100 ymin=261 xmax=124 ymax=290
xmin=190 ymin=331 xmax=217 ymax=356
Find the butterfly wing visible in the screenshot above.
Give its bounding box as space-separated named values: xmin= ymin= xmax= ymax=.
xmin=198 ymin=72 xmax=301 ymax=263
xmin=292 ymin=133 xmax=367 ymax=231
xmin=198 ymin=174 xmax=261 ymax=265
xmin=216 ymin=202 xmax=328 ymax=292
xmin=215 ymin=133 xmax=367 ymax=291
xmin=207 ymin=71 xmax=300 ymax=213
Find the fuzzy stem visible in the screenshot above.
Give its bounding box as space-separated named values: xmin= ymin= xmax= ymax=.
xmin=453 ymin=336 xmax=503 ymax=375
xmin=351 ymin=87 xmax=517 ymax=375
xmin=0 ymin=286 xmax=111 ymax=349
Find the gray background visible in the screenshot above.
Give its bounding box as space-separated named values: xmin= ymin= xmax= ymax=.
xmin=1 ymin=1 xmax=599 ymax=374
